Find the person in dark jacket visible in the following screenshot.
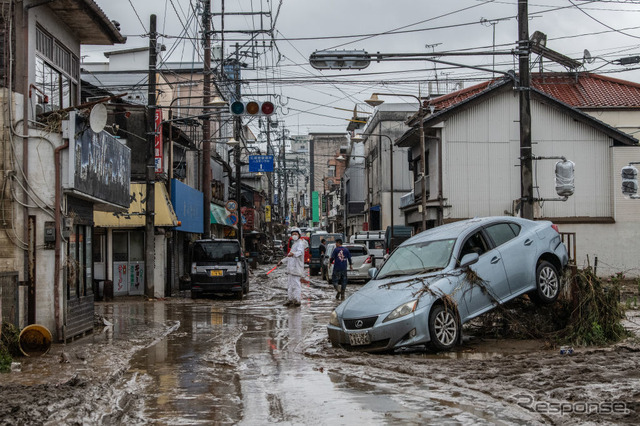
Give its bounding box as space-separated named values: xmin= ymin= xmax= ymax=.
xmin=330 ymin=239 xmax=352 ymax=300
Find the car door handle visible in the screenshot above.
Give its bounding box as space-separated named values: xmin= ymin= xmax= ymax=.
xmin=524 ymin=239 xmax=533 ymax=246
xmin=491 ymin=256 xmax=501 ymax=264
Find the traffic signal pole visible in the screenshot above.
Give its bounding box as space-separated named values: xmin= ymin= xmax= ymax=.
xmin=234 ymin=43 xmax=244 ymax=252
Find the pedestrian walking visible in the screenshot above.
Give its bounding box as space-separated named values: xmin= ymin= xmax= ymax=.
xmin=319 ymin=238 xmax=327 ymax=257
xmin=330 ymin=238 xmax=352 ymax=300
xmin=278 ymin=227 xmax=308 ymax=307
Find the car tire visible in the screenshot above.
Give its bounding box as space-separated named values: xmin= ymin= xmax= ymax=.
xmin=530 ymin=260 xmax=560 ymax=305
xmin=235 ymin=290 xmax=244 ymax=301
xmin=428 ymin=304 xmax=459 ymax=351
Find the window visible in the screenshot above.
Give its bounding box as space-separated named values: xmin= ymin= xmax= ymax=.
xmin=33 ymin=26 xmax=78 ymax=114
xmin=460 ymin=232 xmax=490 ymax=258
xmin=484 ymin=223 xmax=520 ymax=248
xmin=328 ymin=165 xmax=336 ymax=177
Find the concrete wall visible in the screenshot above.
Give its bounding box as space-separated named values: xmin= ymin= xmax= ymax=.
xmin=8 ymin=92 xmax=62 ymax=334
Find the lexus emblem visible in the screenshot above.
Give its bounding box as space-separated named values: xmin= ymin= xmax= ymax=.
xmin=355 ymin=320 xmax=364 ymax=329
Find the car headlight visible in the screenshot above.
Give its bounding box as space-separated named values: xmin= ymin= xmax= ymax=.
xmin=383 ymin=300 xmax=418 ymax=323
xmin=329 ymin=310 xmax=340 ymax=327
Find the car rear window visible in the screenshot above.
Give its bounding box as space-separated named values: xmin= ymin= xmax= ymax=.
xmin=193 ymin=242 xmax=240 ymax=262
xmin=347 ymin=246 xmax=367 ymax=256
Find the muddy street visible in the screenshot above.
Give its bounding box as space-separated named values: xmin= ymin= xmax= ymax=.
xmin=1 ymin=264 xmax=639 ymax=425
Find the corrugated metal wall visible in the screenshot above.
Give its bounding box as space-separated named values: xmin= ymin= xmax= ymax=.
xmin=443 ymin=93 xmax=613 ymax=219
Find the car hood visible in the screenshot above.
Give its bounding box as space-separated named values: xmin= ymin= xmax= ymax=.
xmin=338 ymin=275 xmax=435 ymax=318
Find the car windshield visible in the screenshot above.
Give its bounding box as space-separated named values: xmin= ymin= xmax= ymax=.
xmin=376 ymin=239 xmax=456 ymax=279
xmin=310 ymin=234 xmax=341 ymax=248
xmin=193 ymin=242 xmax=240 ymax=262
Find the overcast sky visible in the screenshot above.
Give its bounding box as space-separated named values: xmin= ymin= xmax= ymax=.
xmin=83 ymin=0 xmax=640 ymax=136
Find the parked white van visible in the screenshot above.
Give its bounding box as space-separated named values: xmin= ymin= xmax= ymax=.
xmin=351 ymin=231 xmax=385 ymax=264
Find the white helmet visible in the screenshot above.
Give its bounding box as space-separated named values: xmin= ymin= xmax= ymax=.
xmin=290 ymin=227 xmax=301 ymax=236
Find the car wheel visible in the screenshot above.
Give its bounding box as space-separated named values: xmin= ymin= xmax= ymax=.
xmin=531 ymin=260 xmax=560 ymax=305
xmin=428 ymin=304 xmax=459 ymax=351
xmin=235 ymin=290 xmax=244 ymax=300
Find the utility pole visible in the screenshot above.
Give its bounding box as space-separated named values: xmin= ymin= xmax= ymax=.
xmin=202 ymin=0 xmax=212 ymax=237
xmin=145 ymin=14 xmax=157 ymax=298
xmin=518 ymin=0 xmax=534 ymax=220
xmin=266 ymin=119 xmax=273 ymax=240
xmin=282 ymin=127 xmax=288 ymax=225
xmin=234 ymin=43 xmax=243 ymax=251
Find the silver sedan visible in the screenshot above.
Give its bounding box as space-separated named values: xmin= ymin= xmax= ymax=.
xmin=327 ymin=217 xmax=569 ymax=352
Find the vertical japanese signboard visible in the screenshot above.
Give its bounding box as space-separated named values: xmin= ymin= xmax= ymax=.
xmin=265 ymin=205 xmax=271 ymax=222
xmin=312 ymin=191 xmax=319 ymax=223
xmin=155 ymin=108 xmax=163 ymax=173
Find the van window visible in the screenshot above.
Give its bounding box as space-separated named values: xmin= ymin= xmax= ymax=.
xmin=368 ymin=240 xmax=384 ymax=250
xmin=193 ymin=242 xmax=239 ymax=262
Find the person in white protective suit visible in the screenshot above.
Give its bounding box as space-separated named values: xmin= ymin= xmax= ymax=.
xmin=278 ymin=228 xmax=308 ymax=307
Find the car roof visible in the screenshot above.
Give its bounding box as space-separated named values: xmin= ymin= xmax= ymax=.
xmin=404 ymin=216 xmax=534 ymax=245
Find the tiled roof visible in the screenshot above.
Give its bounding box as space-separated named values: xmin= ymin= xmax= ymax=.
xmin=531 ymin=74 xmax=640 ymax=108
xmin=427 ymin=80 xmax=497 ymax=111
xmin=427 ymin=73 xmax=640 ymax=112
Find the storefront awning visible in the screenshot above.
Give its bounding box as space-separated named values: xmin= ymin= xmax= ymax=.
xmin=210 ymin=203 xmax=229 ymax=225
xmin=94 ymin=183 xmax=178 ymax=227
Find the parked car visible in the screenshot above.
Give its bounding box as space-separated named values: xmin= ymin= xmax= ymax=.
xmin=189 ymin=239 xmax=249 ymax=300
xmin=273 ymin=239 xmax=284 ymax=250
xmin=326 ymin=243 xmax=374 ymax=284
xmin=328 ymin=217 xmax=569 ymax=353
xmin=309 ymin=232 xmax=343 ymax=275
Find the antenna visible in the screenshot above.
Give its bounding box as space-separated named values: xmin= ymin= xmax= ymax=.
xmin=583 ymin=49 xmax=595 ymax=64
xmin=89 ymin=103 xmax=107 ymax=133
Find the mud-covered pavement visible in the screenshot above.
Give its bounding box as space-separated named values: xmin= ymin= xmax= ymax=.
xmin=1 ymin=264 xmax=640 ymax=425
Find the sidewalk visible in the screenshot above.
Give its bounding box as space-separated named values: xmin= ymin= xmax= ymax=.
xmin=1 ymin=297 xmax=174 ymax=387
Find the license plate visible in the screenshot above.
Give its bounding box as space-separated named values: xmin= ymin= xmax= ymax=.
xmin=209 ymin=270 xmax=223 ymax=277
xmin=348 ymin=331 xmax=370 ymax=346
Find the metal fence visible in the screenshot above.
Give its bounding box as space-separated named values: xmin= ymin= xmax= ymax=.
xmin=0 ymin=271 xmax=19 ymax=326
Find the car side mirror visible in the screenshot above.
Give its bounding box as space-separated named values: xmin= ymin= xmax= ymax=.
xmin=459 ymin=253 xmax=479 ymax=268
xmin=368 ymin=268 xmax=377 ymax=279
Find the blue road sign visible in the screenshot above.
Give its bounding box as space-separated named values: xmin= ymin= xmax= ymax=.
xmin=248 ymin=155 xmax=274 ymax=172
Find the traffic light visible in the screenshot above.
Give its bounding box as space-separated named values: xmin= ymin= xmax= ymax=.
xmin=229 ymin=100 xmax=275 ymax=116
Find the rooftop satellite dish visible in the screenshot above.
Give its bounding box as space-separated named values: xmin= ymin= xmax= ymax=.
xmin=584 ymin=49 xmax=595 ymax=64
xmin=89 ymin=103 xmax=107 ymax=133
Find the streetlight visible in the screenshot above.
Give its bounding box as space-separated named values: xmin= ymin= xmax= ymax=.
xmin=351 ymin=134 xmax=395 ymax=242
xmin=365 ymin=93 xmax=428 ymax=231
